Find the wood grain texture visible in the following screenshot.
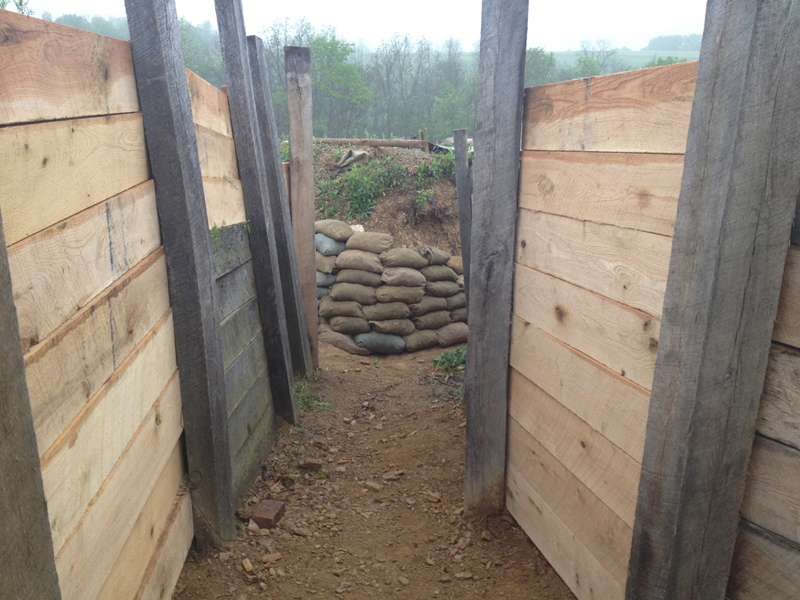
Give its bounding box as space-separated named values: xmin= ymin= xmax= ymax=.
xmin=215 ymin=259 xmax=257 ymax=321
xmin=231 ymin=380 xmax=277 ymax=502
xmin=220 ymin=297 xmax=262 ymax=370
xmin=195 ymin=123 xmax=239 ymax=180
xmin=202 ymin=176 xmax=247 ymax=228
xmin=211 ymin=222 xmax=253 ymax=279
xmin=773 ymin=246 xmax=800 ymax=348
xmin=758 ymin=344 xmax=800 ymax=450
xmin=228 ymin=370 xmax=272 ymax=456
xmin=627 ymin=2 xmax=800 ymax=598
xmin=519 ymin=151 xmax=683 ymax=237
xmin=0 ymin=113 xmax=149 ymax=246
xmin=516 ymin=209 xmax=671 ymax=317
xmin=464 ymin=0 xmax=528 ymax=516
xmin=186 ymin=67 xmax=232 ymax=136
xmin=224 ymin=332 xmax=267 ymax=417
xmin=522 ymin=62 xmax=696 ymax=154
xmin=0 ymin=11 xmax=139 ymax=126
xmin=454 ymin=128 xmax=471 ymax=305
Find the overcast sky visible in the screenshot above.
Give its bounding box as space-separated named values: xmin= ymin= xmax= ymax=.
xmin=32 ymin=0 xmax=708 ymax=51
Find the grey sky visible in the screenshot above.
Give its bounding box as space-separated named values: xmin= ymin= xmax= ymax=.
xmin=32 ymin=0 xmax=707 ymax=51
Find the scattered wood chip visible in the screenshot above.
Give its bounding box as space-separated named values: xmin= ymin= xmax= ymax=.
xmin=425 ymin=558 xmax=435 ymax=566
xmin=382 ymin=469 xmax=405 ymax=481
xmin=398 ymin=576 xmax=410 ymax=586
xmin=364 ymin=481 xmax=383 ymax=492
xmin=422 ymin=491 xmax=442 ymax=503
xmin=299 ymin=458 xmax=323 ymax=469
xmin=482 ymin=530 xmax=492 ymax=541
xmin=455 ymin=572 xmax=473 ymax=580
xmin=242 ymin=558 xmax=254 ymax=573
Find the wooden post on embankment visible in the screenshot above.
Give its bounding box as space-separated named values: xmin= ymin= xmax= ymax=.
xmin=453 ymin=128 xmax=471 ymax=305
xmin=247 ymin=34 xmax=313 ymax=378
xmin=285 ymin=46 xmax=319 ymax=370
xmin=464 ymin=0 xmax=529 ymax=516
xmin=626 ymin=1 xmax=800 ymax=598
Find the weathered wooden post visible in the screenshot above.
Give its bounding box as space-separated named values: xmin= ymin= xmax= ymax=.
xmin=453 ymin=128 xmax=471 ymax=305
xmin=420 ymin=129 xmax=429 ymax=153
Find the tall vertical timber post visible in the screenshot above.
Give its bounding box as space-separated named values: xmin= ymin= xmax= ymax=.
xmin=453 ymin=128 xmax=472 ymax=306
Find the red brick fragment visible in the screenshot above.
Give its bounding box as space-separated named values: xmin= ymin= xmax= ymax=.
xmin=251 ymin=500 xmax=285 ymax=529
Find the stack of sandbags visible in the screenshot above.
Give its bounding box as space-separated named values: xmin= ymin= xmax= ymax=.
xmin=315 ymin=220 xmax=354 ymax=300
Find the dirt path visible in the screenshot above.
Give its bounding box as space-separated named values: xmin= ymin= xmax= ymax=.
xmin=175 ymin=344 xmax=575 ymax=600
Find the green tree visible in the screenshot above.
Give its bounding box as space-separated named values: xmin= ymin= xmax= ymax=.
xmin=179 ymin=19 xmax=224 ymax=87
xmin=0 ymin=0 xmax=33 ymax=16
xmin=643 ymin=55 xmax=688 ymax=68
xmin=524 ymin=47 xmax=557 ymax=87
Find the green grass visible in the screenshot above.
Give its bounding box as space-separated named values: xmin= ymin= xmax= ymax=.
xmin=294 ymin=375 xmax=331 ymax=411
xmin=432 ymin=347 xmax=467 ymax=372
xmin=551 ymin=49 xmax=699 ymax=70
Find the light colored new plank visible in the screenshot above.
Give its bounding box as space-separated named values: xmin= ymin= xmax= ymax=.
xmin=513 ymin=263 xmax=660 ymax=389
xmin=508 ymin=418 xmax=633 ymax=585
xmin=203 ymin=176 xmax=246 ymax=229
xmin=186 ymin=67 xmax=232 ymax=136
xmin=25 ymin=249 xmax=170 ymax=456
xmin=10 ymin=180 xmax=160 ymax=351
xmin=728 ymin=520 xmax=800 ymax=600
xmin=0 ymin=113 xmax=150 ymax=246
xmin=518 ymin=151 xmax=683 ymax=237
xmin=506 ymin=464 xmax=623 ymax=600
xmin=97 ymin=439 xmax=184 ymax=600
xmin=773 ymin=246 xmax=800 ymax=348
xmin=758 ymin=344 xmax=800 ymax=451
xmin=55 ymin=375 xmax=183 ymax=600
xmin=522 ymin=61 xmax=697 ymax=153
xmin=42 ymin=311 xmax=176 ymax=553
xmin=195 ymin=123 xmax=239 ymax=181
xmin=509 ymin=368 xmax=641 ymax=526
xmin=516 ymin=209 xmax=671 ymax=317
xmin=509 ymin=315 xmax=649 ymax=461
xmin=0 ymin=11 xmax=139 ymax=125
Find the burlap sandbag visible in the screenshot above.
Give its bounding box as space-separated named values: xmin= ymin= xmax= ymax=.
xmin=336 ymin=269 xmax=382 ymax=287
xmin=316 ymin=271 xmax=337 ymax=287
xmin=318 ymin=323 xmax=370 ymax=356
xmin=335 ymin=249 xmax=384 ymax=274
xmin=319 ymin=296 xmax=364 ymax=319
xmin=380 ymin=248 xmax=429 ymax=269
xmin=458 ymin=275 xmax=465 ymax=291
xmin=415 ymin=244 xmax=450 ymax=266
xmin=381 ymin=267 xmax=427 ymax=287
xmin=316 ymin=286 xmax=331 ymax=299
xmin=315 ymin=233 xmax=346 ymax=256
xmin=421 ymin=265 xmax=459 ymax=283
xmin=403 ymin=330 xmax=439 ymax=352
xmin=413 ymin=310 xmax=451 ymax=330
xmin=363 ymin=302 xmax=410 ymax=321
xmin=447 ymin=256 xmax=464 ymax=275
xmin=370 ymin=319 xmax=416 ymax=336
xmin=436 ymin=322 xmax=469 ymax=347
xmin=315 ymin=219 xmax=353 ymax=242
xmin=409 ymin=295 xmax=447 ymax=317
xmin=376 ymin=285 xmax=425 ymax=304
xmin=450 ymin=307 xmax=468 ymax=323
xmin=354 ymin=331 xmax=406 ymax=354
xmin=346 ymin=231 xmax=394 ymax=253
xmin=330 ymin=282 xmax=378 ymax=305
xmin=330 ymin=316 xmax=371 ymax=335
xmin=316 ymin=251 xmax=338 ymax=274
xmin=446 ymin=292 xmax=466 ymax=310
xmin=425 ymin=281 xmax=461 ymax=298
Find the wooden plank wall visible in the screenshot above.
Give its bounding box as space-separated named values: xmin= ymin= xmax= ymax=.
xmin=0 ymin=11 xmax=191 ymax=600
xmin=509 ymin=60 xmax=800 ymax=600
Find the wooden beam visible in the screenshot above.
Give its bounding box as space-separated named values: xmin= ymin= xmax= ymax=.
xmin=0 ymin=210 xmax=61 ymax=599
xmin=453 ymin=128 xmax=471 ymax=305
xmin=314 ymin=138 xmax=427 ymax=149
xmin=124 ymin=0 xmax=235 ymax=545
xmin=464 ymin=0 xmax=528 ymax=516
xmin=214 ymin=0 xmax=299 ymax=425
xmin=247 ymin=34 xmax=313 ymax=377
xmin=626 ymin=1 xmax=800 ymax=598
xmin=285 ymin=46 xmax=319 ymax=370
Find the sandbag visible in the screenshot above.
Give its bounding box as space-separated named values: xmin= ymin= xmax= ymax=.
xmin=446 ymin=292 xmax=466 ymax=310
xmin=425 ymin=281 xmax=461 ymax=298
xmin=409 ymin=295 xmax=448 ymax=317
xmin=376 ymin=285 xmax=425 ymax=304
xmin=437 ymin=322 xmax=469 ymax=347
xmin=370 ymin=319 xmax=416 ymax=336
xmin=380 ymin=248 xmax=429 ymax=269
xmin=381 ymin=267 xmax=427 ymax=288
xmin=316 ymin=251 xmax=338 ymax=274
xmin=330 ymin=316 xmax=371 ymax=335
xmin=330 ymin=282 xmax=378 ymax=305
xmin=415 ymin=244 xmax=450 ymax=266
xmin=413 ymin=310 xmax=451 ymax=330
xmin=346 ymin=231 xmax=394 ymax=253
xmin=447 ymin=256 xmax=464 ymax=275
xmin=315 ymin=219 xmax=353 ymax=242
xmin=316 ymin=271 xmax=337 ymax=287
xmin=315 ymin=233 xmax=346 ymax=256
xmin=450 ymin=307 xmax=468 ymax=323
xmin=319 ymin=296 xmax=364 ymax=319
xmin=316 ymin=286 xmax=331 ymax=299
xmin=336 ymin=249 xmax=384 ymax=274
xmin=354 ymin=331 xmax=406 ymax=354
xmin=336 ymin=269 xmax=383 ymax=287
xmin=403 ymin=330 xmax=439 ymax=352
xmin=319 ymin=323 xmax=370 ymax=356
xmin=363 ymin=302 xmax=410 ymax=321
xmin=421 ymin=265 xmax=459 ymax=283
xmin=458 ymin=275 xmax=465 ymax=291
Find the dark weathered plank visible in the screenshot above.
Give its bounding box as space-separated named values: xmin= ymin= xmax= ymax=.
xmin=0 ymin=211 xmax=61 ymax=599
xmin=220 ymin=298 xmax=262 ymax=370
xmin=124 ymin=0 xmax=236 ymax=545
xmin=758 ymin=343 xmax=800 ymax=451
xmin=285 ymin=45 xmax=319 ymax=370
xmin=453 ymin=128 xmax=471 ymax=306
xmin=228 ymin=370 xmax=272 ymax=457
xmin=727 ymin=519 xmax=800 ymax=599
xmin=626 ymin=2 xmax=800 ymax=598
xmin=231 ymin=379 xmax=276 ymax=501
xmin=464 ymin=0 xmax=529 ymax=516
xmin=215 ymin=260 xmax=257 ymax=322
xmin=224 ymin=333 xmax=268 ymax=417
xmin=211 ymin=222 xmax=253 ymax=279
xmin=215 ymin=0 xmax=298 ymax=424
xmin=247 ymin=35 xmax=313 ymax=377
xmin=793 ymin=207 xmax=800 ymax=246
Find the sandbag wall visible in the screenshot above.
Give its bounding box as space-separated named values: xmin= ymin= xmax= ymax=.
xmin=314 ymin=220 xmax=468 ymax=355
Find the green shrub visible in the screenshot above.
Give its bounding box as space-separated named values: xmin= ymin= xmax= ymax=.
xmin=432 ymin=347 xmax=466 ymax=372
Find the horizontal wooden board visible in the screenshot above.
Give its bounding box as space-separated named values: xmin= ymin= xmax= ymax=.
xmin=195 ymin=123 xmax=239 ymax=181
xmin=203 ymin=176 xmax=247 ymax=229
xmin=773 ymin=246 xmax=800 ymax=348
xmin=506 ymin=464 xmax=623 ymax=600
xmin=211 ymin=222 xmax=252 ymax=279
xmin=225 ymin=332 xmax=268 ymax=417
xmin=10 ymin=180 xmax=161 ymax=351
xmin=516 ymin=209 xmax=671 ymax=316
xmin=232 ymin=384 xmax=277 ymax=502
xmin=55 ymin=374 xmax=183 ymax=600
xmin=0 ymin=11 xmax=139 ymax=125
xmin=758 ymin=344 xmax=800 ymax=451
xmin=186 ymin=67 xmax=232 ymax=137
xmin=509 ymin=316 xmax=649 ymax=461
xmin=727 ymin=520 xmax=800 ymax=600
xmin=25 ymin=250 xmax=170 ymax=456
xmin=508 ymin=418 xmax=632 ymax=585
xmin=522 ymin=61 xmax=697 ymax=153
xmin=0 ymin=113 xmax=150 ymax=246
xmin=42 ymin=312 xmax=177 ymax=553
xmin=216 ymin=259 xmax=257 ymax=322
xmin=509 ymin=369 xmax=640 ymax=526
xmin=518 ymin=151 xmax=683 ymax=237
xmin=513 ymin=263 xmax=660 ymax=389
xmin=220 ymin=298 xmax=262 ymax=371
xmin=228 ymin=371 xmax=273 ymax=456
